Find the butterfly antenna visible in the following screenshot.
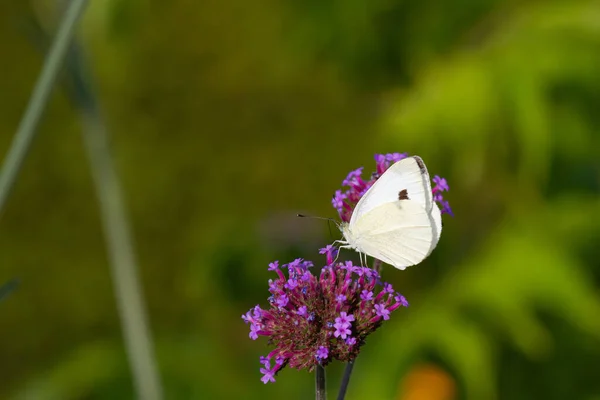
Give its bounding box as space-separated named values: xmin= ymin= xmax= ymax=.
xmin=296 ymin=214 xmax=337 ymax=240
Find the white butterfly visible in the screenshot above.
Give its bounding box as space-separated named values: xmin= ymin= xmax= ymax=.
xmin=339 ymin=156 xmax=442 ymax=270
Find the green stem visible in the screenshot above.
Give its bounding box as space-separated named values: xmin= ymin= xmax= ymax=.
xmin=336 ymin=360 xmax=355 ymax=400
xmin=64 ymin=39 xmax=165 ymax=400
xmin=7 ymin=1 xmax=164 ymax=396
xmin=316 ymin=364 xmax=327 ymax=400
xmin=79 ymin=110 xmax=164 ymax=400
xmin=0 ymin=0 xmax=89 ymax=215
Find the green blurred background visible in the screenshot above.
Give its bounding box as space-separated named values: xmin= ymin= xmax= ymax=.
xmin=1 ymin=0 xmax=600 ymax=399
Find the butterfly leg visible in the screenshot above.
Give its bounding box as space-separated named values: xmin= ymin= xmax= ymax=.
xmin=334 ymin=244 xmax=352 ymax=265
xmin=358 ymin=252 xmax=371 ymax=268
xmin=331 ymin=239 xmax=346 ymax=247
xmin=331 ymin=240 xmax=350 ymax=265
xmin=331 ymin=248 xmax=341 ymax=265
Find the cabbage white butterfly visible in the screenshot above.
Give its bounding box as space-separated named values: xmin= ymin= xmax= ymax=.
xmin=339 ymin=156 xmax=442 ymax=270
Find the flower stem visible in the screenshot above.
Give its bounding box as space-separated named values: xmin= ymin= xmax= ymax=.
xmin=316 ymin=364 xmax=327 ymax=400
xmin=336 ymin=360 xmax=355 ymax=400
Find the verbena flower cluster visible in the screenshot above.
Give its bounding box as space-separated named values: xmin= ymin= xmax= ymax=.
xmin=242 ymin=245 xmax=408 ymax=384
xmin=244 ymin=151 xmax=451 ymax=385
xmin=332 ymin=152 xmax=453 ymax=222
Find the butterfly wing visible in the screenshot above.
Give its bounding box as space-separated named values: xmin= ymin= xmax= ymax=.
xmin=350 ymin=156 xmax=434 ymax=225
xmin=428 ymin=202 xmax=442 ymax=256
xmin=350 ymin=200 xmax=435 ymax=270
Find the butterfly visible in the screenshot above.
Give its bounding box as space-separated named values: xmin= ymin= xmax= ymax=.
xmin=339 ymin=156 xmax=442 ymax=270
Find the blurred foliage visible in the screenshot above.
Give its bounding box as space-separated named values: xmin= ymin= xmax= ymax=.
xmin=1 ymin=0 xmax=599 ymax=399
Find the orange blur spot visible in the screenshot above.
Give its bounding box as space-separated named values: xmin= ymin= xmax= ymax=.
xmin=397 ymin=363 xmax=456 ymax=400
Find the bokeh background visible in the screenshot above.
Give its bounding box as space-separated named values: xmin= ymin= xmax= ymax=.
xmin=1 ymin=0 xmax=600 ymax=399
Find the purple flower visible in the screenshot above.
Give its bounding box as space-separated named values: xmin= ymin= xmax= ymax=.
xmin=361 ymin=290 xmax=374 ymax=301
xmin=243 ymin=253 xmax=408 ymax=383
xmin=430 ymin=174 xmax=453 ymax=215
xmin=287 ymin=258 xmax=303 ymax=269
xmin=301 ymin=270 xmax=312 ymax=282
xmin=386 ymin=153 xmax=408 ymax=163
xmin=342 ymin=167 xmax=364 ymax=186
xmin=268 ymin=261 xmax=279 ymax=271
xmin=316 ymin=346 xmax=329 ymax=361
xmin=383 ymin=282 xmax=394 ymax=294
xmin=374 ymin=304 xmax=391 ymax=320
xmin=276 ymin=294 xmax=289 ymax=308
xmin=319 ymin=245 xmax=337 ymax=255
xmin=334 ymin=323 xmax=352 ymax=339
xmin=395 ymin=294 xmax=409 ymax=307
xmin=250 ymin=323 xmax=261 ymax=340
xmin=242 ymin=311 xmax=252 ymax=324
xmin=242 ymin=305 xmax=263 ymax=324
xmin=259 ymin=356 xmax=270 ymax=367
xmin=285 ymin=279 xmax=298 ymax=290
xmin=332 ymin=190 xmax=347 ymax=211
xmin=358 ymin=267 xmax=375 ymax=279
xmin=335 ymin=311 xmax=355 ymax=326
xmin=319 ymin=245 xmax=338 ymax=265
xmin=440 ymin=200 xmax=454 ymax=216
xmin=433 ymin=175 xmax=449 ymax=192
xmin=341 ymin=261 xmax=354 ymax=273
xmin=334 ymin=312 xmax=355 ymax=339
xmin=260 ymin=366 xmax=277 ymax=384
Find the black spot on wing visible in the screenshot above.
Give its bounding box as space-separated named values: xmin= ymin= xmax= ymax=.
xmin=398 ymin=189 xmax=409 ymax=200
